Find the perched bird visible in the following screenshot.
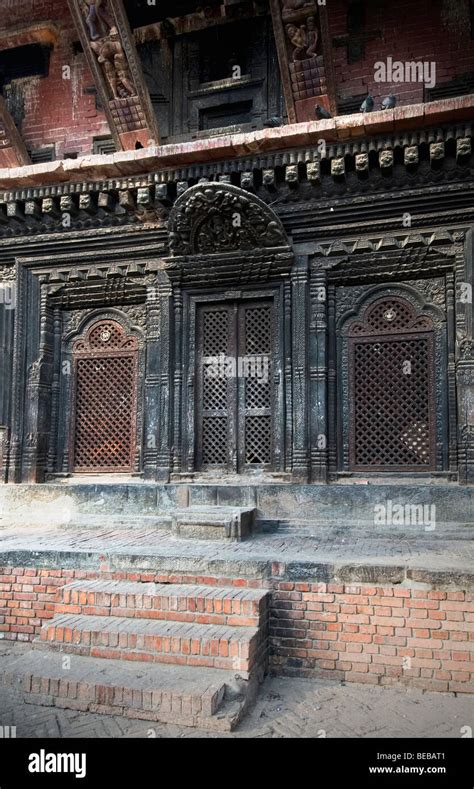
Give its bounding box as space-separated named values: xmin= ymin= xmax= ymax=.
xmin=381 ymin=93 xmax=397 ymax=110
xmin=315 ymin=104 xmax=332 ymax=120
xmin=360 ymin=94 xmax=374 ymax=113
xmin=263 ymin=116 xmax=283 ymax=128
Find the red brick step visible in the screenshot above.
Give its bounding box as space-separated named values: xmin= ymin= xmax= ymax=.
xmin=2 ymin=645 xmax=250 ymax=731
xmin=57 ymin=579 xmax=268 ymax=628
xmin=36 ymin=613 xmax=262 ymax=677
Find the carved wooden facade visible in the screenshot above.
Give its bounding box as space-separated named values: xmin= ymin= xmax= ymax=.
xmin=0 ymin=123 xmax=473 ymax=486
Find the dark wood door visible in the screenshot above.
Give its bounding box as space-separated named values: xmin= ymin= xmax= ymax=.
xmin=196 ymin=299 xmax=275 ymax=472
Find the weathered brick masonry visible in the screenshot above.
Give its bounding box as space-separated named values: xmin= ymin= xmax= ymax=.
xmin=0 ymin=567 xmax=472 ymax=695
xmin=329 ymin=0 xmax=474 ymax=106
xmin=1 ymin=0 xmax=108 ymax=159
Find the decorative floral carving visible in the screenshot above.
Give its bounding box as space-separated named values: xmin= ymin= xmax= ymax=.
xmin=168 ymin=183 xmax=287 ymax=257
xmin=28 ymin=358 xmax=45 ymax=386
xmin=459 ymin=338 xmax=474 ymax=361
xmin=0 ymin=266 xmax=15 ymax=282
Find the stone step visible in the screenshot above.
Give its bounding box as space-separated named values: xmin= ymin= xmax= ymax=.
xmin=2 ymin=647 xmax=252 ymax=731
xmin=57 ymin=580 xmax=269 ymax=627
xmin=36 ymin=614 xmax=263 ymax=677
xmin=172 ymin=506 xmax=255 ymax=541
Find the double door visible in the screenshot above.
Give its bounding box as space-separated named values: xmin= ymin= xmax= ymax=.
xmin=196 ymin=299 xmax=276 ymax=472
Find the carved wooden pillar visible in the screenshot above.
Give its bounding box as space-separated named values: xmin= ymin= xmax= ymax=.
xmin=327 ymin=282 xmax=337 ymax=473
xmin=143 ymin=282 xmax=161 ymax=480
xmin=291 ymin=255 xmax=309 ymax=481
xmin=172 ymin=287 xmax=183 ymax=475
xmin=309 ymin=261 xmax=328 ymax=482
xmin=8 ymin=265 xmax=24 ymax=483
xmin=22 ymin=278 xmax=54 ymax=483
xmin=67 ymin=0 xmax=160 ymax=150
xmin=46 ymin=306 xmax=62 ymax=475
xmin=283 ymin=278 xmax=293 ymax=472
xmin=0 ymin=96 xmax=31 ymax=168
xmin=457 ymin=231 xmax=474 ymax=484
xmin=457 ymin=342 xmax=474 ymax=484
xmin=0 ymin=267 xmax=15 ymax=483
xmin=445 ymin=271 xmax=458 ymax=473
xmin=269 ymin=0 xmax=336 ymax=123
xmin=155 ymin=273 xmax=173 ymax=482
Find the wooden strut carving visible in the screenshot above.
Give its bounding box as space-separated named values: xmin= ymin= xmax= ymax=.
xmin=0 ymin=96 xmax=31 ymax=168
xmin=68 ymin=0 xmax=159 ymax=149
xmin=270 ymin=0 xmax=334 ymax=122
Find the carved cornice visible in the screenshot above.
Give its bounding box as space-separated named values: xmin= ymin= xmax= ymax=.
xmin=0 ymin=123 xmax=471 ymax=239
xmin=165 ymin=247 xmax=294 ymax=287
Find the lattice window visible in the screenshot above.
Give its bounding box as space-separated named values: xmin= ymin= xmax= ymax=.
xmin=348 ymin=297 xmax=435 ymax=471
xmin=245 ymin=415 xmax=271 ymax=465
xmin=71 ymin=320 xmax=138 ymax=473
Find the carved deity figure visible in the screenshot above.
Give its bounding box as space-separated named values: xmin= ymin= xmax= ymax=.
xmin=91 ymin=27 xmax=135 ymax=99
xmin=81 ymin=0 xmax=113 ymax=41
xmin=306 ymin=16 xmax=319 ymax=57
xmin=286 ymin=23 xmax=309 ymax=61
xmin=286 ymin=17 xmax=318 ymax=61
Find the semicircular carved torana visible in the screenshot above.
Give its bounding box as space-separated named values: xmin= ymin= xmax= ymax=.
xmin=168 ymin=183 xmax=288 ymax=257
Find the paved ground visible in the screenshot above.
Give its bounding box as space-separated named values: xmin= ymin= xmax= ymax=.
xmin=0 ymin=523 xmax=472 ymax=578
xmin=0 ymin=645 xmax=472 ymax=739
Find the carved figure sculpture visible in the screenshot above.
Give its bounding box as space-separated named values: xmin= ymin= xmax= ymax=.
xmin=285 ymin=23 xmax=309 ymax=61
xmin=306 ymin=16 xmax=319 ymax=57
xmin=81 ymin=0 xmax=113 ymax=41
xmin=91 ymin=27 xmax=135 ymax=99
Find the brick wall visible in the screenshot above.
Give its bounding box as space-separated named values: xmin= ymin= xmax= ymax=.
xmin=3 ymin=0 xmax=474 ymax=157
xmin=270 ymin=581 xmax=474 ymax=695
xmin=329 ymin=0 xmax=474 ymax=107
xmin=2 ymin=0 xmax=109 ymax=158
xmin=0 ymin=566 xmax=472 ymax=694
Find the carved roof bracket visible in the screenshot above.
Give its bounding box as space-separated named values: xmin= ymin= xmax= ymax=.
xmin=67 ymin=0 xmax=160 ymax=151
xmin=269 ymin=0 xmax=336 ymax=123
xmin=0 ymin=96 xmax=31 ymax=169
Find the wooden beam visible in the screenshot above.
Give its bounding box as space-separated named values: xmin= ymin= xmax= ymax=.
xmin=67 ymin=0 xmax=160 ymax=151
xmin=0 ymin=96 xmax=31 ymax=168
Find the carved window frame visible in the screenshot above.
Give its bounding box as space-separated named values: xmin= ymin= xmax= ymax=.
xmin=59 ymin=309 xmax=145 ymax=476
xmin=337 ymin=284 xmax=449 ymax=475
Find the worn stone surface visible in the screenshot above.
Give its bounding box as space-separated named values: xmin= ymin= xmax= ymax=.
xmin=0 ymin=521 xmax=472 ymax=586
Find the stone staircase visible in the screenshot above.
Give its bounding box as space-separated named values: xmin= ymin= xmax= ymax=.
xmin=3 ymin=579 xmax=270 ymax=731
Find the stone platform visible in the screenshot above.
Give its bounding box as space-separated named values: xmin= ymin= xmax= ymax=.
xmin=0 ymin=482 xmax=472 ymax=713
